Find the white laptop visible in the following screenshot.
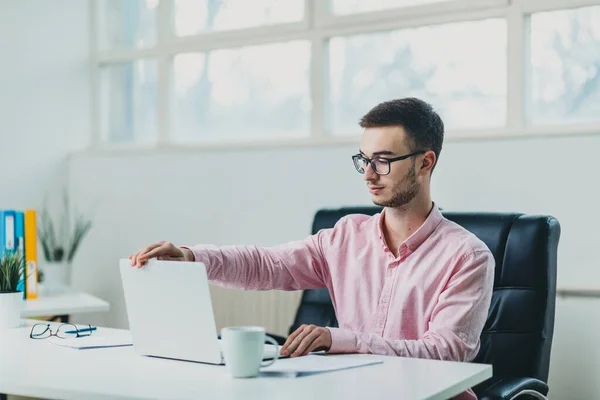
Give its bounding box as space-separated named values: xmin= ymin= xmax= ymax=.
xmin=118 ymin=258 xmax=281 ymax=365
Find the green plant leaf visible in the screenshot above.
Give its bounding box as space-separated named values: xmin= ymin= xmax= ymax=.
xmin=0 ymin=252 xmax=25 ymax=293
xmin=38 ymin=208 xmax=58 ymax=261
xmin=37 ymin=190 xmax=92 ymax=263
xmin=67 ymin=217 xmax=92 ymax=262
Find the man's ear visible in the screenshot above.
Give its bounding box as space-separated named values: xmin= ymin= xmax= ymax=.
xmin=421 ymin=151 xmax=436 ymax=175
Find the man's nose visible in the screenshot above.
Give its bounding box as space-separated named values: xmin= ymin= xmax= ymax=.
xmin=363 ymin=163 xmax=378 ymax=181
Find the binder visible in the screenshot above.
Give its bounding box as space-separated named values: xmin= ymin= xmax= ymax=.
xmin=0 ymin=209 xmax=22 ymax=295
xmin=15 ymin=211 xmax=26 ymax=296
xmin=0 ymin=210 xmax=16 ymax=257
xmin=0 ymin=210 xmax=3 ymax=259
xmin=24 ymin=210 xmax=38 ymax=300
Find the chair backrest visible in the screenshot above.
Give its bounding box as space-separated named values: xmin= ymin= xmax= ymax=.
xmin=289 ymin=206 xmax=560 ymax=393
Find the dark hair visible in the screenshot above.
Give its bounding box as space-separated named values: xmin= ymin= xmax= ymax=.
xmin=359 ymin=98 xmax=444 ymax=174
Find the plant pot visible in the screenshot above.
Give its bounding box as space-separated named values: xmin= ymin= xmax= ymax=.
xmin=42 ymin=261 xmax=72 ymax=292
xmin=0 ymin=291 xmax=23 ymax=329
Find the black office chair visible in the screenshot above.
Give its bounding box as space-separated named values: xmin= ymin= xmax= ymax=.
xmin=274 ymin=206 xmax=559 ymax=400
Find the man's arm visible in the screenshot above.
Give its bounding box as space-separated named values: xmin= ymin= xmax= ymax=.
xmin=182 ymin=231 xmax=332 ymax=292
xmin=327 ymin=250 xmax=494 ymax=362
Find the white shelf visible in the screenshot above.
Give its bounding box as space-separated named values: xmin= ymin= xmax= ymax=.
xmin=21 ymin=287 xmax=110 ymax=318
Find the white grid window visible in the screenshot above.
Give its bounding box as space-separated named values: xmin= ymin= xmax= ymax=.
xmin=93 ymin=0 xmax=600 ymax=148
xmin=528 ymin=4 xmax=600 ymax=126
xmin=173 ymin=0 xmax=305 ymax=36
xmin=172 ymin=41 xmax=311 ymax=142
xmin=331 ymin=0 xmax=454 ymax=15
xmin=328 ymin=18 xmax=508 ymax=135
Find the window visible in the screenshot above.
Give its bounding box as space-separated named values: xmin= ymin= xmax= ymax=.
xmin=528 ymin=5 xmax=600 ymax=125
xmin=174 ymin=0 xmax=305 ymax=36
xmin=98 ymin=0 xmax=157 ymax=50
xmin=100 ymin=61 xmax=158 ymax=143
xmin=93 ymin=0 xmax=600 ymax=147
xmin=329 ymin=19 xmax=507 ymax=135
xmin=331 ymin=0 xmax=453 ymax=15
xmin=172 ymin=41 xmax=311 ymax=142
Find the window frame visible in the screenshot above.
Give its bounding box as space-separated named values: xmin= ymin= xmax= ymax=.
xmin=90 ymin=0 xmax=600 ymax=151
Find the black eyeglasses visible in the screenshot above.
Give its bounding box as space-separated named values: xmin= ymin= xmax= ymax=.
xmin=30 ymin=323 xmax=94 ymax=340
xmin=352 ymin=151 xmax=426 ymax=175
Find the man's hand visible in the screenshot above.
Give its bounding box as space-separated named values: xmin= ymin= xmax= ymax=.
xmin=129 ymin=241 xmax=194 ymax=268
xmin=281 ymin=324 xmax=332 ymax=358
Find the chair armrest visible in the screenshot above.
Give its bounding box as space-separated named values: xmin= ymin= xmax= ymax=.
xmin=478 ymin=377 xmax=549 ymax=400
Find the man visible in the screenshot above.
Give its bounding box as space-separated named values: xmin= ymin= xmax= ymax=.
xmin=130 ymin=98 xmax=494 ymax=400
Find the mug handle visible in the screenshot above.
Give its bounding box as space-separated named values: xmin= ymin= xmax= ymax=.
xmin=260 ymin=335 xmax=280 ymax=367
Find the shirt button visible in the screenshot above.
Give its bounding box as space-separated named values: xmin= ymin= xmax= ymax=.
xmin=382 ymin=298 xmax=387 ymax=303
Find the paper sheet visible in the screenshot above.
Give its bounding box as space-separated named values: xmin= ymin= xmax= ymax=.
xmin=260 ymin=354 xmax=383 ymax=377
xmin=48 ymin=333 xmax=133 ymax=350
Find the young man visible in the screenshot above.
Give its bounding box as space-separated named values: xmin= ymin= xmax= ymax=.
xmin=130 ymin=98 xmax=494 ymax=400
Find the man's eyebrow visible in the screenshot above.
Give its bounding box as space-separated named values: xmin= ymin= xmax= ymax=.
xmin=359 ymin=149 xmax=396 ymax=156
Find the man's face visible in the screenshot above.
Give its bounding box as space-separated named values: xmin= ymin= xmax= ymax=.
xmin=358 ymin=126 xmax=423 ymax=208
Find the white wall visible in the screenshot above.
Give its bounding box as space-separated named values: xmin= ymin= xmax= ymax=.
xmin=0 ymin=0 xmax=90 ymax=210
xmin=68 ymin=133 xmax=600 ymax=399
xmin=0 ymin=0 xmax=91 ymax=297
xmin=0 ymin=0 xmax=91 ymax=301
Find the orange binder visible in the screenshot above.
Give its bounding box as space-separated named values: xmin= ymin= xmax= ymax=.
xmin=24 ymin=209 xmax=38 ymax=300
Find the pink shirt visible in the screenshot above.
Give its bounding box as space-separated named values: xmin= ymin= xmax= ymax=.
xmin=187 ymin=205 xmax=494 ymax=400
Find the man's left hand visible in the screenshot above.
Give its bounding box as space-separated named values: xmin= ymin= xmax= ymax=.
xmin=281 ymin=324 xmax=332 ymax=357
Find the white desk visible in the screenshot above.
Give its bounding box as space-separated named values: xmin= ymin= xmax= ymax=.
xmin=0 ymin=325 xmax=492 ymax=400
xmin=21 ymin=288 xmax=110 ymax=321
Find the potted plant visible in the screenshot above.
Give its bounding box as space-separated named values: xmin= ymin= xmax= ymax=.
xmin=38 ymin=191 xmax=92 ymax=291
xmin=0 ymin=252 xmax=25 ymax=329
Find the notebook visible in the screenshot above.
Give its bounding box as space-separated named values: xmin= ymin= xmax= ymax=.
xmin=48 ymin=333 xmax=133 ymax=350
xmin=260 ymin=354 xmax=383 ymax=377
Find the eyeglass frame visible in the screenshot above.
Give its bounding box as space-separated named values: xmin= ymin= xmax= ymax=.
xmin=352 ymin=150 xmax=427 ymax=176
xmin=29 ymin=323 xmax=94 ymax=340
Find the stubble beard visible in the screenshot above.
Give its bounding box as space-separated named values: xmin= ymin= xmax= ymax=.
xmin=372 ymin=163 xmax=420 ymax=208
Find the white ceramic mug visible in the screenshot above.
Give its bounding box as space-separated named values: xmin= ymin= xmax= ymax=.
xmin=221 ymin=326 xmax=280 ymax=378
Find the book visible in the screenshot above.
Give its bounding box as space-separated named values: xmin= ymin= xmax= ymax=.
xmin=0 ymin=210 xmax=3 ymax=259
xmin=24 ymin=209 xmax=38 ymax=300
xmin=15 ymin=211 xmax=26 ymax=296
xmin=0 ymin=209 xmax=17 ymax=258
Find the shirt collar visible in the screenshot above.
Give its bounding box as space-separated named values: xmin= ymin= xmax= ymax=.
xmin=377 ymin=202 xmax=443 ymax=254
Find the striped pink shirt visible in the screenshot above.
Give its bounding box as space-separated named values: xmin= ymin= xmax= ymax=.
xmin=187 ymin=205 xmax=494 ymax=400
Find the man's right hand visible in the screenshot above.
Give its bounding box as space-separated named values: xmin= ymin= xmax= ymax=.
xmin=129 ymin=241 xmax=195 ymax=268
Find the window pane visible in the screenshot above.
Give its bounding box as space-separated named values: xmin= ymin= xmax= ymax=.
xmin=328 ymin=19 xmax=507 ymax=135
xmin=100 ymin=61 xmax=158 ymax=143
xmin=174 ymin=0 xmax=304 ymax=36
xmin=172 ymin=41 xmax=310 ymax=142
xmin=98 ymin=0 xmax=157 ymax=50
xmin=332 ymin=0 xmax=452 ymax=15
xmin=528 ymin=6 xmax=600 ymax=125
